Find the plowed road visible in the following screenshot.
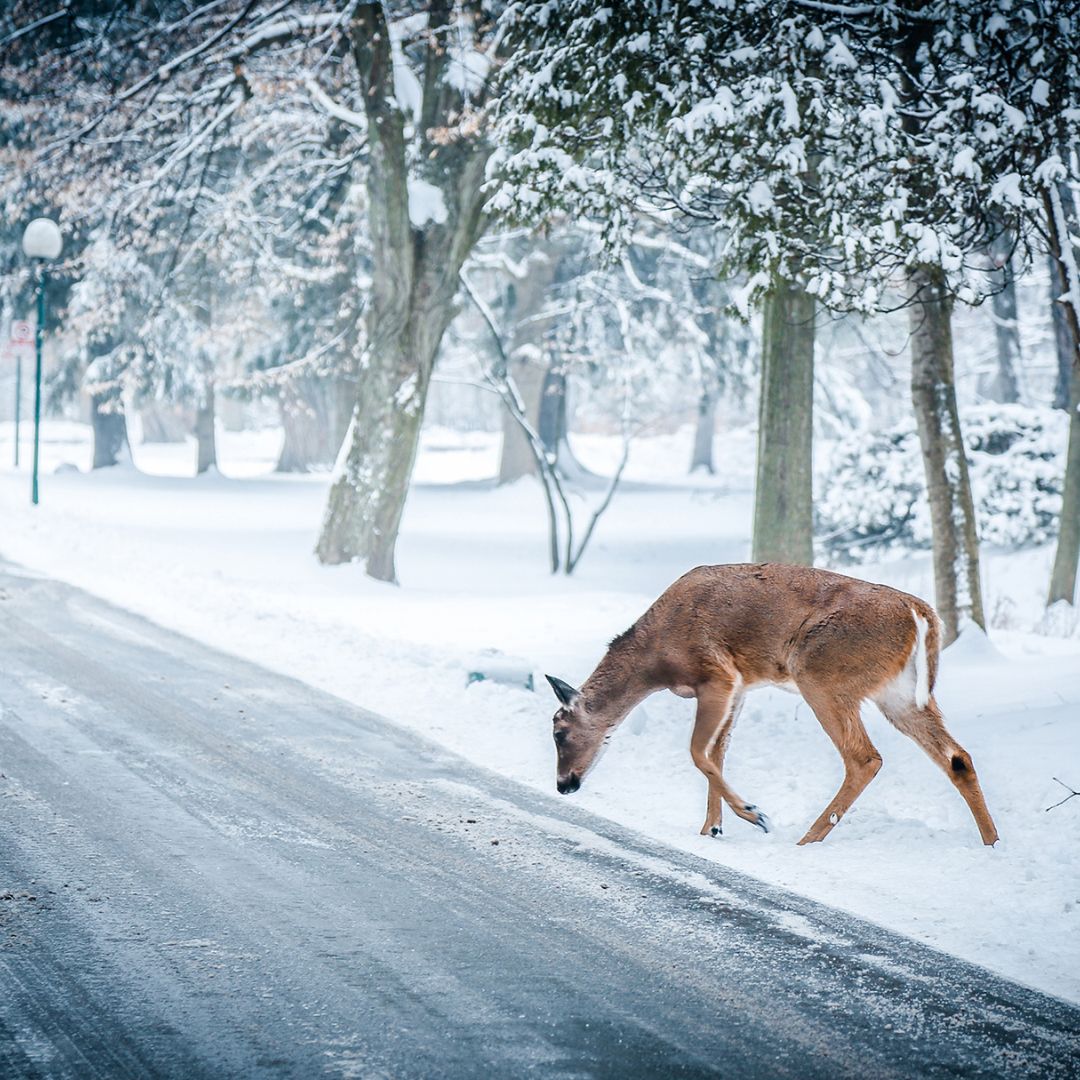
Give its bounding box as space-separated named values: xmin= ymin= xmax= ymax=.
xmin=0 ymin=565 xmax=1077 ymax=1079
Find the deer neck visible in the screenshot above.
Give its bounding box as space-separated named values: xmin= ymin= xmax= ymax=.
xmin=580 ymin=645 xmax=659 ymax=729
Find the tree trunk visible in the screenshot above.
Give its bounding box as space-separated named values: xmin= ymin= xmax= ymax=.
xmin=1050 ymin=369 xmax=1080 ymax=604
xmin=498 ymin=352 xmax=547 ymax=483
xmin=537 ymin=363 xmax=566 ymax=456
xmin=91 ymin=386 xmax=131 ymax=469
xmin=314 ymin=1 xmax=492 ymax=580
xmin=908 ymin=268 xmax=985 ymax=642
xmin=536 ymin=360 xmax=590 ymax=479
xmin=690 ymin=386 xmax=717 ymax=474
xmin=140 ymin=403 xmax=188 ymax=443
xmin=496 ymin=245 xmax=563 ymax=483
xmin=316 ymin=326 xmax=442 ymax=581
xmin=1044 ymin=182 xmax=1080 ymax=605
xmin=982 ymin=270 xmax=1021 ymax=404
xmin=277 ymin=376 xmax=353 ymax=473
xmin=751 ymin=273 xmax=815 ymax=565
xmin=195 ymin=383 xmax=216 ymax=474
xmin=1051 ymin=253 xmax=1075 ymax=411
xmin=1049 ymin=167 xmax=1078 ymax=411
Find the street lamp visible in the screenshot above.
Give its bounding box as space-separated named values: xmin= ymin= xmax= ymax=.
xmin=22 ymin=217 xmax=63 ymax=506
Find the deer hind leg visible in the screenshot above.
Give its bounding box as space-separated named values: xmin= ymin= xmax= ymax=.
xmin=691 ymin=678 xmax=767 ymax=837
xmin=876 ymin=693 xmax=999 ymax=846
xmin=797 ymin=690 xmax=883 ymax=845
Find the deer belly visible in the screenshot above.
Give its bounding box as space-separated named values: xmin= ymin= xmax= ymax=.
xmin=768 ymin=679 xmax=800 ymax=695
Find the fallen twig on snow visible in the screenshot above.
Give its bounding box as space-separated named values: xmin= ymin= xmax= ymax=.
xmin=1044 ymin=777 xmax=1080 ymax=812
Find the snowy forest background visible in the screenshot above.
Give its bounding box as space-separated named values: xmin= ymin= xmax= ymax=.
xmin=1 ymin=1 xmax=1079 ymax=637
xmin=2 ymin=1 xmax=1080 ymax=1003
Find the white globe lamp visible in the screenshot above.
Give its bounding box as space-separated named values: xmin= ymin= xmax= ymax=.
xmin=22 ymin=217 xmax=63 ymax=260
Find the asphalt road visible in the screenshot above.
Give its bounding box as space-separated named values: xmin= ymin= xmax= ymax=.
xmin=0 ymin=564 xmax=1077 ymax=1080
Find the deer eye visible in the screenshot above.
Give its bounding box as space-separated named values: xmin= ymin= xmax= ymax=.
xmin=553 ymin=730 xmax=568 ymax=746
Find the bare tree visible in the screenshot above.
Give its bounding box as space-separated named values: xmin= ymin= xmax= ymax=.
xmin=315 ymin=2 xmax=500 ymax=580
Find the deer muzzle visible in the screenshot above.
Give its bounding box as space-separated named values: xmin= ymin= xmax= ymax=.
xmin=557 ymin=771 xmax=581 ymax=795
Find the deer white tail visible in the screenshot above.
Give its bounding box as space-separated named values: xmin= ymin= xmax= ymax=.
xmin=912 ymin=610 xmax=930 ymax=708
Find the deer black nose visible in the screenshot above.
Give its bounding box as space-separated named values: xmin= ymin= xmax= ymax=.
xmin=557 ymin=772 xmax=581 ymax=795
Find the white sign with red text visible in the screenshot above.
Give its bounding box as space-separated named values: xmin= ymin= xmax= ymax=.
xmin=3 ymin=319 xmax=34 ymax=362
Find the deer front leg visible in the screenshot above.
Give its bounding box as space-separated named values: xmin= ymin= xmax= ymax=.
xmin=691 ymin=679 xmax=765 ymax=836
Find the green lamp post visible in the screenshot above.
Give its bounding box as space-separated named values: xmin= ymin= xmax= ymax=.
xmin=21 ymin=217 xmax=62 ymax=506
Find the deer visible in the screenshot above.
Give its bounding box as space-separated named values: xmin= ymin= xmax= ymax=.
xmin=545 ymin=564 xmax=999 ymax=846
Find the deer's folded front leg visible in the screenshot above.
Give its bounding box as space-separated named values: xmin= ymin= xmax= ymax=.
xmin=690 ymin=675 xmax=756 ymax=836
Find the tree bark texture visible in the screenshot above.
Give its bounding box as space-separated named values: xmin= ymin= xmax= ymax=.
xmin=1043 ymin=183 xmax=1080 ymax=605
xmin=316 ymin=342 xmax=434 ymax=582
xmin=1050 ymin=368 xmax=1080 ymax=604
xmin=497 ymin=245 xmax=562 ymax=484
xmin=1051 ymin=253 xmax=1075 ymax=412
xmin=690 ymin=387 xmax=717 ymax=474
xmin=498 ymin=354 xmax=547 ymax=483
xmin=277 ymin=376 xmax=354 ymax=473
xmin=316 ymin=1 xmax=492 ymax=580
xmin=91 ymin=385 xmax=131 ymax=469
xmin=751 ymin=274 xmax=815 ymax=565
xmin=195 ymin=383 xmax=216 ymax=475
xmin=140 ymin=403 xmax=188 ymax=443
xmin=538 ymin=363 xmax=568 ymax=457
xmin=1049 ymin=171 xmax=1078 ymax=411
xmin=982 ymin=270 xmax=1021 ymax=404
xmin=908 ymin=268 xmax=986 ymax=642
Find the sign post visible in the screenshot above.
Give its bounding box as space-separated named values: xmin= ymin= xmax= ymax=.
xmin=7 ymin=320 xmax=33 ymax=467
xmin=15 ymin=351 xmax=21 ymax=467
xmin=32 ymin=277 xmax=44 ymax=505
xmin=21 ymin=217 xmax=63 ymax=506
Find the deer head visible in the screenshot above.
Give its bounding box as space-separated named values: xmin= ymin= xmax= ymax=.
xmin=546 ymin=675 xmax=610 ymax=794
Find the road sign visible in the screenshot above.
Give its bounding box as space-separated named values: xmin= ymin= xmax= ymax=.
xmin=5 ymin=320 xmax=34 ymax=361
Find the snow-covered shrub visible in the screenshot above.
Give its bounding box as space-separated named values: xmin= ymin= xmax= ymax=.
xmin=816 ymin=404 xmax=1066 ymax=563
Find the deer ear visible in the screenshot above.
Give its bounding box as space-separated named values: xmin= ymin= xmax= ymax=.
xmin=545 ymin=675 xmax=581 ymax=708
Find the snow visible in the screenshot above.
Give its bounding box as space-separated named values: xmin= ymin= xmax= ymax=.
xmin=951 ymin=146 xmax=979 ymax=179
xmin=823 ymin=36 xmax=856 ymax=70
xmin=305 ymin=78 xmax=365 ymax=131
xmin=989 ymin=172 xmax=1023 ymax=208
xmin=1 ymin=420 xmax=1079 ymax=1005
xmin=388 ymin=15 xmax=424 ymax=119
xmin=407 ymin=177 xmax=448 ymax=227
xmin=747 ymin=179 xmax=774 ymax=215
xmin=778 ymin=82 xmax=800 ymax=130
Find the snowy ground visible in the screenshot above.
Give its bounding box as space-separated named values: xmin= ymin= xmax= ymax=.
xmin=1 ymin=418 xmax=1078 ymax=1004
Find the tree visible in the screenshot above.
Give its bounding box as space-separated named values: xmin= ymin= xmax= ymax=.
xmin=688 ymin=270 xmax=754 ymax=475
xmin=754 ymin=278 xmax=815 ymax=564
xmin=495 ymin=3 xmax=872 ymax=567
xmin=487 ymin=237 xmax=567 ymax=485
xmin=1048 ymin=166 xmax=1079 ymax=413
xmin=314 ymin=2 xmax=502 ymax=580
xmin=495 ymin=3 xmax=978 ymax=629
xmin=494 ymin=0 xmax=1080 ymax=635
xmin=941 ymin=8 xmax=1080 ymax=606
xmin=5 ymin=3 xmax=503 ymax=577
xmin=984 ymin=263 xmax=1023 ymax=405
xmin=1043 ymin=158 xmax=1080 ymax=604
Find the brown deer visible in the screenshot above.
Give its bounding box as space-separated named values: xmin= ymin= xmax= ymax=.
xmin=545 ymin=564 xmax=999 ymax=846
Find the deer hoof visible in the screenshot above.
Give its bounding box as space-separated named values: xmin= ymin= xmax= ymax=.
xmin=710 ymin=825 xmax=722 ymax=838
xmin=744 ymin=804 xmax=771 ymax=833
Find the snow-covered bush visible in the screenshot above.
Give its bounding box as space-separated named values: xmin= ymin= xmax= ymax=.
xmin=816 ymin=405 xmax=1066 ymax=562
